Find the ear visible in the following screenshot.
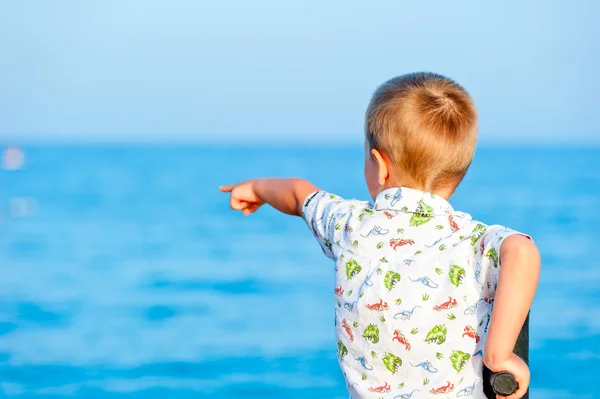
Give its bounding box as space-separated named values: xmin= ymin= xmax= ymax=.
xmin=371 ymin=148 xmax=390 ymax=186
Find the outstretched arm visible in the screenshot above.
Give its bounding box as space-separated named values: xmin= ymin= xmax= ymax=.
xmin=220 ymin=178 xmax=319 ymax=216
xmin=484 ymin=234 xmax=541 ymax=399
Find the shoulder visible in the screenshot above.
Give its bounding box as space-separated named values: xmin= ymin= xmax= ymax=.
xmin=482 ymin=224 xmax=532 ymax=246
xmin=302 ymin=190 xmax=371 ymax=216
xmin=472 ymin=222 xmax=539 ymax=265
xmin=499 ymin=234 xmax=539 ymax=259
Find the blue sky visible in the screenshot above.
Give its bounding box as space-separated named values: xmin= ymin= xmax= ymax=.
xmin=0 ymin=0 xmax=598 ymax=143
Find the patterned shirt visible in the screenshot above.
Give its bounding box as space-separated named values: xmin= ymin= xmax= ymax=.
xmin=302 ymin=187 xmax=527 ymax=399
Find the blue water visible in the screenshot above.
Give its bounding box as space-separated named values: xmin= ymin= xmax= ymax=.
xmin=0 ymin=145 xmax=598 ymax=399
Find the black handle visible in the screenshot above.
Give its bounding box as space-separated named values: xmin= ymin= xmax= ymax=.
xmin=482 ymin=313 xmax=529 ymax=398
xmin=484 ymin=367 xmax=518 ymax=396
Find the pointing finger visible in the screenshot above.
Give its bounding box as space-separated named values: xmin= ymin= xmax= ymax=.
xmin=219 ymin=185 xmax=234 ymax=192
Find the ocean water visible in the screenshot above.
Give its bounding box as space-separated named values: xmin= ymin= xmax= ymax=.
xmin=0 ymin=145 xmax=598 ymax=399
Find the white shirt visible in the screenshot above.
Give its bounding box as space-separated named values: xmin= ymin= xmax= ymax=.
xmin=302 ymin=187 xmax=526 ymax=399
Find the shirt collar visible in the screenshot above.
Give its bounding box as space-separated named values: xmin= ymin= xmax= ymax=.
xmin=374 ymin=187 xmax=454 ymax=215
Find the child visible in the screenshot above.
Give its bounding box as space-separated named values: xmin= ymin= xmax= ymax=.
xmin=220 ymin=72 xmax=540 ymax=399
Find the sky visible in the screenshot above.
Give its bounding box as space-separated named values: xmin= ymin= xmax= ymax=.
xmin=0 ymin=0 xmax=598 ymax=144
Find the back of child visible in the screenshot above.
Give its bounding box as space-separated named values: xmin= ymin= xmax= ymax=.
xmin=304 ymin=188 xmax=519 ymax=398
xmin=221 ymin=72 xmax=540 ymax=399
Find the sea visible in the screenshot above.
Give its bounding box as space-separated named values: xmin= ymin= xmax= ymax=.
xmin=0 ymin=145 xmax=598 ymax=399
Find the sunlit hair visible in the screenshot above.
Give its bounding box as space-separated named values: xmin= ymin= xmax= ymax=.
xmin=365 ymin=72 xmax=478 ymax=191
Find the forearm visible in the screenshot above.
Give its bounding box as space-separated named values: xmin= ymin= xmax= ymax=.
xmin=484 ymin=235 xmax=540 ymax=369
xmin=254 ymin=178 xmax=319 ymax=216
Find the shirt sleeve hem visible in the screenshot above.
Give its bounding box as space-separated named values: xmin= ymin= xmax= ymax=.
xmin=301 ymin=190 xmax=322 ymax=220
xmin=495 ymin=231 xmax=533 ymax=267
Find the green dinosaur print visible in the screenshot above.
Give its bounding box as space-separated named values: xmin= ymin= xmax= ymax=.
xmin=324 ymin=239 xmax=333 ymax=251
xmin=363 ymin=324 xmax=380 ymax=344
xmin=449 ymin=265 xmax=466 ymax=287
xmin=382 ymin=352 xmax=402 ymax=375
xmin=337 ymin=340 xmax=348 ymax=359
xmin=470 ymin=224 xmax=487 ymax=246
xmin=409 ymin=200 xmax=434 ymax=227
xmin=450 ymin=350 xmax=471 ymax=372
xmin=472 ymin=223 xmax=485 ymax=233
xmin=384 ymin=271 xmax=401 ymax=291
xmin=345 ymin=259 xmax=362 ymax=280
xmin=357 ymin=208 xmax=374 ymax=221
xmin=486 ymin=248 xmax=499 ymax=268
xmin=424 ymin=324 xmax=448 ymax=345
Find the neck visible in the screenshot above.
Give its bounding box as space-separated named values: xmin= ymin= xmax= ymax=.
xmin=374 ymin=182 xmax=456 ymax=201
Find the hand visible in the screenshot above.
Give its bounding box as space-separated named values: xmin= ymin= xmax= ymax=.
xmin=485 ymin=353 xmax=530 ymax=399
xmin=220 ymin=180 xmax=265 ymax=215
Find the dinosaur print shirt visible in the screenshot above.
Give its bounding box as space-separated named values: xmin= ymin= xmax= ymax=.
xmin=302 ymin=187 xmax=528 ymax=399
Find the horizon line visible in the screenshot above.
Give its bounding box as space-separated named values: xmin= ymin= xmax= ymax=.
xmin=1 ymin=138 xmax=599 ymax=149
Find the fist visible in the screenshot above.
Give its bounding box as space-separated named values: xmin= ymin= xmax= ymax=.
xmin=485 ymin=353 xmax=530 ymax=399
xmin=219 ymin=180 xmax=265 ymax=215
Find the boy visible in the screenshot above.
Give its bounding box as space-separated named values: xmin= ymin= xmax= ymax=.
xmin=220 ymin=72 xmax=540 ymax=399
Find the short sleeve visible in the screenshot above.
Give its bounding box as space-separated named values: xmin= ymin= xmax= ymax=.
xmin=480 ymin=225 xmax=532 ymax=290
xmin=301 ymin=191 xmax=365 ymax=259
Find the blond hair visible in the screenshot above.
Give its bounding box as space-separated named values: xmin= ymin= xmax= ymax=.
xmin=365 ymin=72 xmax=478 ymax=191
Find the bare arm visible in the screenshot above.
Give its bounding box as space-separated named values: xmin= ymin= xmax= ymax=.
xmin=484 ymin=234 xmax=541 ymax=398
xmin=254 ymin=178 xmax=319 ymax=216
xmin=220 ymin=178 xmax=319 ymax=216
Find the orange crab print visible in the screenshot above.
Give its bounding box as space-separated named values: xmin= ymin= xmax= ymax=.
xmin=389 ymin=238 xmax=415 ymax=250
xmin=430 ymin=381 xmax=454 ymax=395
xmin=365 ymin=299 xmax=389 ymax=311
xmin=368 ymin=382 xmax=391 ymax=393
xmin=462 ymin=325 xmax=480 ymax=343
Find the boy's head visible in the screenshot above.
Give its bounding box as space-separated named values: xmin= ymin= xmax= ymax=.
xmin=364 ymin=72 xmax=477 ymax=200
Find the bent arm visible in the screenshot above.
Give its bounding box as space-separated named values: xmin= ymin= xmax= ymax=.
xmin=254 ymin=178 xmax=319 ymax=216
xmin=484 ymin=235 xmax=541 ymax=369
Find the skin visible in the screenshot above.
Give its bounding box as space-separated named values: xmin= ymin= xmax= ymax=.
xmin=484 ymin=234 xmax=540 ymax=399
xmin=220 ymin=141 xmax=541 ymax=399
